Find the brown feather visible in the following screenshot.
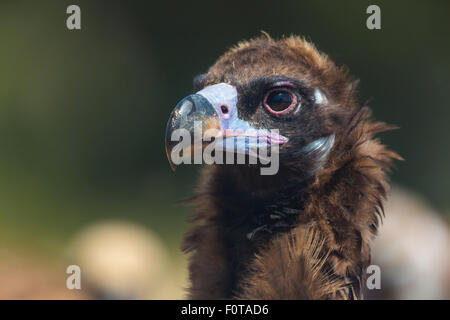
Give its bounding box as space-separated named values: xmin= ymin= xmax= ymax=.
xmin=237 ymin=226 xmax=348 ymax=299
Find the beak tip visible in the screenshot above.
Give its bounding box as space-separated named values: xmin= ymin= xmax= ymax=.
xmin=165 ymin=93 xmax=221 ymax=172
xmin=169 ymin=162 xmax=177 ymax=172
xmin=165 ymin=144 xmax=177 ymax=171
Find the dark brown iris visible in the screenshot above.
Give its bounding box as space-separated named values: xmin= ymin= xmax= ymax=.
xmin=264 ymin=89 xmax=296 ymax=114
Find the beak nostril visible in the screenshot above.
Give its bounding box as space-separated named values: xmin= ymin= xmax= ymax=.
xmin=220 ymin=105 xmax=229 ymax=114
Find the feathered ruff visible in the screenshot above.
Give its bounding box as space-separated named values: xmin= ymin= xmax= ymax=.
xmin=300 ymin=106 xmax=402 ymax=298
xmin=237 ymin=226 xmax=348 ymax=300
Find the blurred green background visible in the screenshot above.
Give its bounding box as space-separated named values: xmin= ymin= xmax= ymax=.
xmin=0 ymin=1 xmax=448 ymax=298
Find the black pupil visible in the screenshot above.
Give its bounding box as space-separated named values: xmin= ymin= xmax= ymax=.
xmin=266 ymin=90 xmax=292 ymax=111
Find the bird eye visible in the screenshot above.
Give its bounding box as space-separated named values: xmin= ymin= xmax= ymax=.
xmin=263 ymin=88 xmax=297 ymax=114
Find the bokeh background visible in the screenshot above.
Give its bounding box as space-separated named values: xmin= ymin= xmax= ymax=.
xmin=0 ymin=0 xmax=448 ymax=299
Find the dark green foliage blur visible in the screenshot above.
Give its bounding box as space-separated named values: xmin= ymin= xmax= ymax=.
xmin=0 ymin=0 xmax=448 ymax=253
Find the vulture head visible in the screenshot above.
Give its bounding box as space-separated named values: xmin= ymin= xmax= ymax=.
xmin=165 ymin=35 xmax=400 ymax=300
xmin=166 ymin=35 xmax=364 ymax=184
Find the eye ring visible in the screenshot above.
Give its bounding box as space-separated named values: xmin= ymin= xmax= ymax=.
xmin=263 ymin=88 xmax=298 ymax=115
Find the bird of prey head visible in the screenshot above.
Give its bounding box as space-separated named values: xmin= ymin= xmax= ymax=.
xmin=165 ymin=35 xmax=400 ymax=300
xmin=166 ymin=35 xmax=357 ymax=180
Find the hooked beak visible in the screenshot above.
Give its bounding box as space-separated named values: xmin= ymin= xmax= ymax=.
xmin=165 ymin=83 xmax=288 ymax=170
xmin=165 ymin=94 xmax=221 ymax=170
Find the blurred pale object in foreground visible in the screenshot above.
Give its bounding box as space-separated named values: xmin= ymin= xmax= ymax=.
xmin=0 ymin=251 xmax=90 ymax=299
xmin=67 ymin=220 xmax=184 ymax=299
xmin=367 ymin=186 xmax=450 ymax=299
